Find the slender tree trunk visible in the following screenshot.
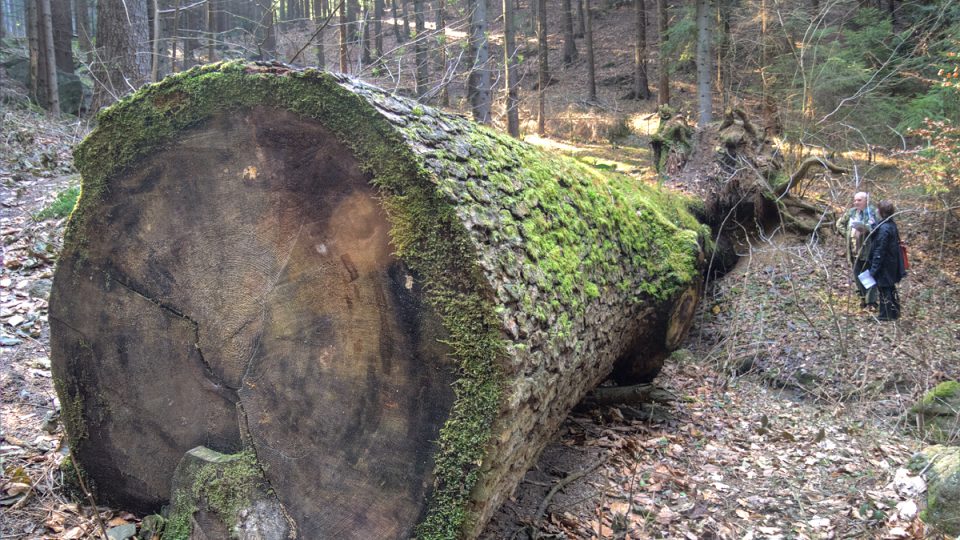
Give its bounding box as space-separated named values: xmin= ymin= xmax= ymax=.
xmin=575 ymin=0 xmax=585 ymax=37
xmin=76 ymin=0 xmax=93 ymax=63
xmin=392 ymin=0 xmax=403 ymax=42
xmin=402 ymin=0 xmax=410 ymax=40
xmin=313 ymin=0 xmax=325 ymax=68
xmin=361 ymin=6 xmax=371 ymax=66
xmin=207 ymin=0 xmax=215 ymax=62
xmin=633 ymin=0 xmax=649 ymax=99
xmin=339 ymin=0 xmax=348 ymax=71
xmin=374 ymin=0 xmax=383 ymax=60
xmin=656 ymin=0 xmax=668 ymax=106
xmin=0 ymin=0 xmax=4 ymax=42
xmin=414 ymin=0 xmax=427 ymax=98
xmin=695 ymin=0 xmax=711 ymax=124
xmin=759 ymin=0 xmax=778 ymax=134
xmin=561 ymin=0 xmax=577 ymax=64
xmin=27 ymin=0 xmax=38 ymax=101
xmin=715 ymin=0 xmax=727 ymax=108
xmin=348 ymin=0 xmax=360 ymax=44
xmin=537 ymin=0 xmax=546 ymax=134
xmin=503 ymin=0 xmax=519 ymax=136
xmin=436 ymin=0 xmax=448 ymax=106
xmin=152 ymin=0 xmax=161 ymax=82
xmin=172 ymin=0 xmax=181 ymax=72
xmin=467 ymin=0 xmax=490 ymax=123
xmin=264 ymin=0 xmax=277 ymax=59
xmin=585 ymin=0 xmax=596 ymax=101
xmin=40 ymin=0 xmax=59 ymax=115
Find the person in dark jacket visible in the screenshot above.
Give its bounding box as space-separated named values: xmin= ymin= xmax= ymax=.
xmin=868 ymin=200 xmax=907 ymax=321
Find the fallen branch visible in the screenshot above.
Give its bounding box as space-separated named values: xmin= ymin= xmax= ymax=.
xmin=579 ymin=384 xmax=676 ymax=408
xmin=530 ymin=453 xmax=611 ymax=539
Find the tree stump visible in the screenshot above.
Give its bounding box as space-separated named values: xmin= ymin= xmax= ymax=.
xmin=50 ymin=61 xmax=708 ymax=539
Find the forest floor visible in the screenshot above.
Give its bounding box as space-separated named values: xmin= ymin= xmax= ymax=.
xmin=2 ymin=4 xmax=960 ymax=535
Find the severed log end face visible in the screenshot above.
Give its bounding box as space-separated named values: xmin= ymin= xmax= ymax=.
xmin=610 ymin=284 xmax=700 ymax=385
xmin=50 ymin=107 xmax=456 ymax=537
xmin=665 ymin=285 xmax=700 ymax=351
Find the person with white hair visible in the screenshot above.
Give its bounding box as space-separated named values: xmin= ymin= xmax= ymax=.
xmin=836 ymin=191 xmax=878 ymax=308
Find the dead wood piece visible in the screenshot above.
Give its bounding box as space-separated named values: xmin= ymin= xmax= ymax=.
xmin=580 ymin=384 xmax=675 ymax=408
xmin=778 ymin=157 xmax=850 ymax=197
xmin=529 ymin=454 xmax=610 ymax=540
xmin=50 ymin=62 xmax=707 ymax=539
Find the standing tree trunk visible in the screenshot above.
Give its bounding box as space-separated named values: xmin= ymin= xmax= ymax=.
xmin=206 ymin=0 xmax=216 ymax=62
xmin=76 ymin=0 xmax=93 ymax=62
xmin=436 ymin=0 xmax=449 ymax=106
xmin=575 ymin=0 xmax=585 ymax=37
xmin=632 ymin=0 xmax=649 ymax=99
xmin=92 ymin=0 xmax=150 ymax=110
xmin=402 ymin=0 xmax=411 ymax=40
xmin=151 ymin=0 xmax=161 ymax=82
xmin=27 ymin=0 xmax=38 ymax=101
xmin=374 ymin=0 xmax=383 ymax=61
xmin=313 ymin=0 xmax=326 ymax=68
xmin=561 ymin=0 xmax=577 ymax=65
xmin=695 ymin=0 xmax=711 ymax=125
xmin=392 ymin=0 xmax=403 ymax=42
xmin=536 ymin=0 xmax=547 ymax=134
xmin=503 ymin=0 xmax=519 ymax=136
xmin=657 ymin=0 xmax=669 ymax=106
xmin=585 ymin=0 xmax=596 ymax=101
xmin=52 ymin=63 xmax=705 ymax=540
xmin=52 ymin=0 xmax=72 ymax=74
xmin=260 ymin=0 xmax=277 ymax=60
xmin=39 ymin=0 xmax=59 ymax=115
xmin=467 ymin=0 xmax=490 ymax=123
xmin=759 ymin=0 xmax=778 ymax=135
xmin=715 ymin=0 xmax=729 ymax=109
xmin=361 ymin=6 xmax=371 ymax=66
xmin=339 ymin=0 xmax=348 ymax=71
xmin=414 ymin=0 xmax=427 ymax=98
xmin=171 ymin=0 xmax=181 ymax=72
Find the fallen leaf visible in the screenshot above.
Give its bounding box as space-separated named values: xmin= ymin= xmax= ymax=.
xmin=656 ymin=506 xmax=676 ymax=525
xmin=63 ymin=526 xmax=86 ymax=540
xmin=5 ymin=482 xmax=31 ymax=496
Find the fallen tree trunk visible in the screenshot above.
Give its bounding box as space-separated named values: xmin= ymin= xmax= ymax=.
xmin=50 ymin=61 xmax=708 ymax=539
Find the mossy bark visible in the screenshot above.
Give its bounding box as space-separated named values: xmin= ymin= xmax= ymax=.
xmin=50 ymin=61 xmax=708 ymax=539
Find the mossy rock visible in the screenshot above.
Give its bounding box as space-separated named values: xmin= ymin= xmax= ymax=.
xmin=912 ymin=381 xmax=960 ymax=444
xmin=164 ymin=447 xmax=292 ymax=540
xmin=913 ymin=445 xmax=960 ymax=536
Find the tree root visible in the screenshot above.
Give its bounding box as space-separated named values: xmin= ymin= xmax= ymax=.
xmin=777 ymin=156 xmax=849 ymax=197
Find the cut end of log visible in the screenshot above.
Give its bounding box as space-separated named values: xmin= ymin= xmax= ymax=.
xmin=52 ymin=105 xmax=458 ymax=535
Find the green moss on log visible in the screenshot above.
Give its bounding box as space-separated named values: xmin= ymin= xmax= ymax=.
xmin=66 ymin=61 xmax=707 ymax=538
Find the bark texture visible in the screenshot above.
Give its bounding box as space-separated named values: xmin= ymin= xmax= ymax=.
xmin=50 ymin=62 xmax=707 ymax=540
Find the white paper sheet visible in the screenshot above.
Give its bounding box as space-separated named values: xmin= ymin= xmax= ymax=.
xmin=858 ymin=270 xmax=876 ymax=289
